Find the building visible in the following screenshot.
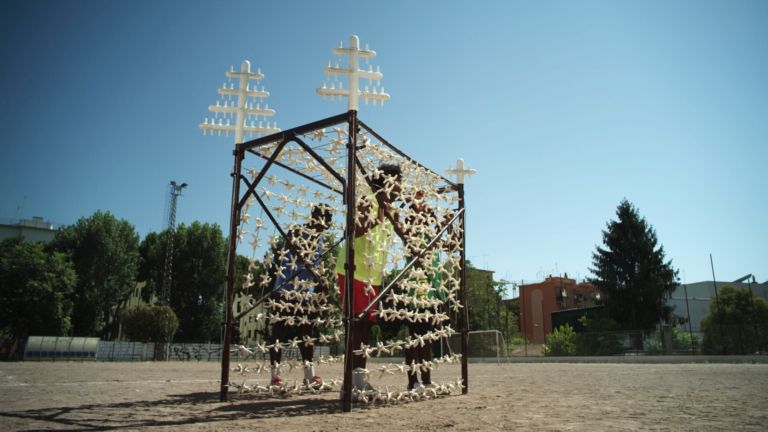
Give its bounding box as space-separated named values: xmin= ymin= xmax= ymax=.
xmin=668 ymin=278 xmax=768 ymax=335
xmin=0 ymin=217 xmax=57 ymax=243
xmin=519 ymin=275 xmax=600 ymax=344
xmin=234 ymin=292 xmax=267 ymax=344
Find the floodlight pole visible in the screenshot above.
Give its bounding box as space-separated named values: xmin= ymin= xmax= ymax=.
xmin=161 ymin=181 xmax=188 ymax=307
xmin=157 ymin=180 xmax=186 ymax=361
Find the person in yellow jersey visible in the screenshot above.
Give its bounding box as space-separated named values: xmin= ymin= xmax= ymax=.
xmin=336 ymin=163 xmax=402 ymax=390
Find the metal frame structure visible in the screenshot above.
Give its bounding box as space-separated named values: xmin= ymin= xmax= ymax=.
xmin=218 ymin=110 xmax=469 ymax=412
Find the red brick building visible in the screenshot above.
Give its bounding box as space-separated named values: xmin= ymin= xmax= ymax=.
xmin=519 ymin=275 xmax=600 ymax=344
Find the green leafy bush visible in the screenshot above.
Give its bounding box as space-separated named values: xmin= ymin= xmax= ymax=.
xmin=543 ymin=324 xmax=577 ymax=356
xmin=120 ymin=304 xmax=178 ymax=343
xmin=508 ymin=335 xmax=526 ymax=346
xmin=671 ymin=326 xmax=699 ymax=352
xmin=701 ymin=285 xmax=768 ymax=355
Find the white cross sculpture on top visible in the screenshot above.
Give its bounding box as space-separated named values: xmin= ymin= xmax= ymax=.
xmin=316 ymin=35 xmax=390 ymax=111
xmin=199 ymin=60 xmax=280 ymax=144
xmin=446 ymin=158 xmax=477 ymax=184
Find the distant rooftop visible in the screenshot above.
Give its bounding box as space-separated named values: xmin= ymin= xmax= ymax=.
xmin=0 ymin=216 xmax=59 ymax=243
xmin=1 ymin=216 xmax=59 ymax=230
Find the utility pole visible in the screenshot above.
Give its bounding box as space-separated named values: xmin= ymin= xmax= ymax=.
xmin=682 ymin=281 xmax=695 ymax=353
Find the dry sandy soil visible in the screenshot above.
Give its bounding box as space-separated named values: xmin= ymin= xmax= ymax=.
xmin=1 ymin=360 xmax=766 ymax=431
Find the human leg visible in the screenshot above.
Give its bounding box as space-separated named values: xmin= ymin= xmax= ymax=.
xmin=297 ymin=323 xmax=320 ymax=385
xmin=420 ymin=341 xmax=433 ymax=385
xmin=269 ymin=321 xmax=286 ymax=385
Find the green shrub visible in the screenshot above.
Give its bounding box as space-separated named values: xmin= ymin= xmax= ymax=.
xmin=508 ymin=335 xmax=526 ymax=346
xmin=543 ymin=324 xmax=577 ymax=356
xmin=671 ymin=326 xmax=699 ymax=352
xmin=701 ymin=285 xmax=768 ymax=355
xmin=120 ymin=304 xmax=178 ymax=343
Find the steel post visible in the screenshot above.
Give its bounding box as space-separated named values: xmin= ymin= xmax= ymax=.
xmin=341 ymin=110 xmax=357 ymax=412
xmin=220 ymin=146 xmax=244 ymax=402
xmin=459 ymin=184 xmax=469 ymax=394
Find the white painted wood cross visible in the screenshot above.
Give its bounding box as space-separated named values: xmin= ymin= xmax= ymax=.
xmin=199 ymin=60 xmax=279 ymax=144
xmin=445 ymin=158 xmax=477 ymax=184
xmin=316 ymin=35 xmax=390 ymax=111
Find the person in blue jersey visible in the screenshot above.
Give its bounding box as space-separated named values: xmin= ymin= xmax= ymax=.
xmin=268 ymin=203 xmax=333 ymax=387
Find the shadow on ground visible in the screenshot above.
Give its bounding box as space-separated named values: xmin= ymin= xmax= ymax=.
xmin=0 ymin=392 xmax=340 ymax=431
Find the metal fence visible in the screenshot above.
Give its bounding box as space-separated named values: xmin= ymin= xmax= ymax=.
xmin=509 ymin=324 xmax=767 ymax=357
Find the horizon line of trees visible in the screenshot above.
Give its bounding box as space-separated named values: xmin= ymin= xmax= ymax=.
xmin=4 ymin=202 xmax=763 ymax=356
xmin=1 ymin=210 xmax=231 ymax=343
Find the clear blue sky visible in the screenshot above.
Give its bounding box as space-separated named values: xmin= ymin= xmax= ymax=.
xmin=2 ymin=0 xmax=766 ymax=294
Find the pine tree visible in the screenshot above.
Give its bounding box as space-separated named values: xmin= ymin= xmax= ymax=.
xmin=590 ymin=200 xmax=678 ymax=347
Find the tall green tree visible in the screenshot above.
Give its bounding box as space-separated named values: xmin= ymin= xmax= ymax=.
xmin=174 ymin=222 xmax=227 ymax=342
xmin=590 ymin=200 xmax=678 ymax=346
xmin=50 ymin=211 xmax=140 ymax=338
xmin=701 ymin=285 xmax=768 ymax=355
xmin=140 ymin=222 xmax=227 ymax=342
xmin=137 ymin=230 xmax=170 ymax=304
xmin=0 ymin=238 xmax=77 ymax=338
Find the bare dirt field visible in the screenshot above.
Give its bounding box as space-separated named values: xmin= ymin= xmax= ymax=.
xmin=1 ymin=360 xmax=767 ymax=431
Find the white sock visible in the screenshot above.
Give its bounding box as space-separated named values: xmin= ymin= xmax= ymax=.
xmin=352 ymin=367 xmax=367 ymax=388
xmin=304 ymin=365 xmax=315 ymax=381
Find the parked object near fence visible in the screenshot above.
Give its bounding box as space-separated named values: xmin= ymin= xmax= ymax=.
xmin=24 ymin=336 xmax=99 ymax=360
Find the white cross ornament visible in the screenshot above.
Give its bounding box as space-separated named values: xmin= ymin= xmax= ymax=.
xmin=445 ymin=158 xmax=477 ymax=184
xmin=316 ymin=35 xmax=389 ymax=111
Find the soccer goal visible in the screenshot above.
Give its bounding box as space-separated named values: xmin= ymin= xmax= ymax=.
xmin=445 ymin=330 xmax=508 ymax=363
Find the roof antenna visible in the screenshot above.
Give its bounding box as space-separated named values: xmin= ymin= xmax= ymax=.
xmin=15 ymin=195 xmax=26 ymax=221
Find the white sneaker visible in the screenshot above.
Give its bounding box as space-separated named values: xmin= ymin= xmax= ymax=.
xmin=352 ymin=368 xmax=373 ymax=391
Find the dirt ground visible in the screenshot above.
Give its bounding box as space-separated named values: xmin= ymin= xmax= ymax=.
xmin=1 ymin=360 xmax=766 ymax=431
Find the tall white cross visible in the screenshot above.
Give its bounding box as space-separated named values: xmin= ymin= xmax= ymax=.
xmin=199 ymin=60 xmax=280 ymax=144
xmin=446 ymin=158 xmax=477 ymax=184
xmin=316 ymin=35 xmax=390 ymax=111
